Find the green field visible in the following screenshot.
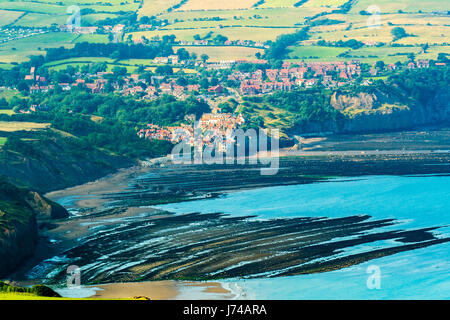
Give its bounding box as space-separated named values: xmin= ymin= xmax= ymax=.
xmin=0 ymin=121 xmax=50 ymax=132
xmin=0 ymin=0 xmax=139 ymax=28
xmin=259 ymin=0 xmax=300 ymax=8
xmin=0 ymin=88 xmax=22 ymax=101
xmin=49 ymin=62 xmax=139 ymax=73
xmin=0 ymin=9 xmax=23 ymax=26
xmin=42 ymin=56 xmax=199 ymax=73
xmin=73 ymin=34 xmax=110 ymax=44
xmin=0 ymin=292 xmax=61 ymax=300
xmin=159 ymin=6 xmax=320 ymax=25
xmin=42 ymin=57 xmax=198 ymax=74
xmin=0 ymin=0 xmax=140 ymax=14
xmin=117 ymin=59 xmax=198 ymax=73
xmin=131 ymin=26 xmax=298 ymax=42
xmin=173 ymin=45 xmax=264 ymax=61
xmin=287 ymin=45 xmax=349 ymax=61
xmin=138 ymin=0 xmax=180 ymax=17
xmin=350 ymin=0 xmax=450 ymax=13
xmin=0 ymin=1 xmax=65 ymax=14
xmin=176 ymin=0 xmax=258 ymax=11
xmin=11 ymin=12 xmax=67 ymax=27
xmin=44 ymin=57 xmax=116 ymax=68
xmin=0 ymin=109 xmax=15 ymax=115
xmin=307 ymin=13 xmax=450 ymax=46
xmin=0 ymin=32 xmax=77 ymax=63
xmin=129 ymin=1 xmax=336 ymax=44
xmin=116 ymin=58 xmax=156 ymax=66
xmin=341 ymin=46 xmax=429 ymax=64
xmin=0 ymin=137 xmax=6 ymax=146
xmin=287 ymin=43 xmax=450 ymax=63
xmin=0 ymin=63 xmax=14 ymax=70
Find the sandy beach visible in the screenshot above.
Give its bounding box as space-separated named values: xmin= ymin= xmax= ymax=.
xmin=90 ymin=281 xmax=179 ymax=300
xmin=53 ymin=281 xmax=235 ymax=300
xmin=88 ymin=281 xmax=233 ymax=300
xmin=46 ymin=165 xmax=147 ymax=210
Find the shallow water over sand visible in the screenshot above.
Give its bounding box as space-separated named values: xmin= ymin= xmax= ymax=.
xmin=157 ymin=175 xmax=450 ymax=299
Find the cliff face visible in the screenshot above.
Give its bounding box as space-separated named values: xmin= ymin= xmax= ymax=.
xmin=330 ymin=88 xmax=450 ymax=133
xmin=0 ymin=178 xmax=68 ymax=277
xmin=0 ymin=206 xmax=37 ymax=278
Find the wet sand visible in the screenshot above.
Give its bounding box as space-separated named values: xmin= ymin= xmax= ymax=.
xmin=86 ymin=281 xmax=232 ymax=300
xmin=90 ymin=281 xmax=178 ymax=300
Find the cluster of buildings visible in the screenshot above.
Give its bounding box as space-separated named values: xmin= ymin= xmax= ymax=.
xmin=137 ymin=113 xmax=245 ymax=150
xmin=0 ymin=27 xmax=47 ymax=44
xmin=59 ymin=24 xmax=125 ymax=34
xmin=230 ymin=60 xmax=362 ymax=95
xmin=135 ymin=81 xmax=193 ymax=100
xmin=138 ymin=124 xmax=188 ymax=142
xmin=196 ymin=113 xmax=246 ymax=151
xmin=229 ymin=59 xmax=443 ymax=95
xmin=25 ymin=67 xmax=53 ymax=93
xmin=25 ymin=68 xmax=111 ymax=94
xmin=368 ymin=59 xmax=435 ymax=76
xmin=124 ymin=81 xmax=224 ymax=100
xmin=408 ymin=59 xmax=432 ymax=69
xmin=153 ymin=55 xmax=182 ymax=65
xmin=24 ymin=54 xmax=444 ymax=98
xmin=24 ymin=64 xmax=228 ymax=99
xmin=207 ymin=59 xmax=268 ymax=70
xmin=176 ymin=39 xmax=268 ymax=48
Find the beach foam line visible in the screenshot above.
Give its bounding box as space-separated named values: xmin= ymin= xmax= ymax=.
xmin=55 ymin=286 xmax=103 ymax=299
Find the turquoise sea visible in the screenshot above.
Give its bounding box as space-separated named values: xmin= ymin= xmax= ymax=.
xmin=157 ymin=175 xmax=450 ymax=299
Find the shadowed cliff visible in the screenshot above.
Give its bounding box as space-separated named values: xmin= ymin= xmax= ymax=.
xmin=0 ymin=177 xmax=69 ymax=277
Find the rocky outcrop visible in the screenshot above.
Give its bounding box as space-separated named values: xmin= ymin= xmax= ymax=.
xmin=25 ymin=191 xmax=69 ymax=220
xmin=331 ymin=91 xmax=389 ymax=113
xmin=329 ymin=89 xmax=450 ymax=134
xmin=0 ymin=177 xmax=69 ymax=277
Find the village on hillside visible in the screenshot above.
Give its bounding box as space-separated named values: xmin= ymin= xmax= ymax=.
xmin=24 ymin=56 xmax=439 ymax=98
xmin=20 ymin=52 xmax=445 ymax=146
xmin=137 ymin=113 xmax=246 ymax=150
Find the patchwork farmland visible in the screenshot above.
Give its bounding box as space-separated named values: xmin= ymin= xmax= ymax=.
xmin=0 ymin=0 xmax=449 ymax=66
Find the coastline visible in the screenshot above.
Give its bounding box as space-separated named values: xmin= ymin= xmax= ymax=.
xmin=14 ymin=149 xmax=450 ymax=299
xmin=45 ymin=165 xmax=149 ymax=210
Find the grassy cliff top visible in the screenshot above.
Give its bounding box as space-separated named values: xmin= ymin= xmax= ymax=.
xmin=0 ymin=177 xmax=34 ymax=228
xmin=0 ymin=281 xmax=61 ymax=299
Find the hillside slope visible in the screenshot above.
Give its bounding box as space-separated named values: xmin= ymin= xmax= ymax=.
xmin=0 ymin=177 xmax=68 ymax=277
xmin=0 ymin=129 xmax=133 ymax=193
